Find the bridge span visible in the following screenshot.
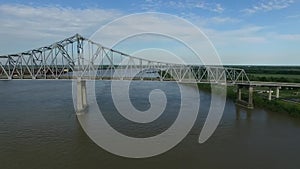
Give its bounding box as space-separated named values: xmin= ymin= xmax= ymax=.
xmin=0 ymin=34 xmax=299 ymax=112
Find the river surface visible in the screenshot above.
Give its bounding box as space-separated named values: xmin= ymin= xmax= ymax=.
xmin=1 ymin=80 xmax=300 ymax=169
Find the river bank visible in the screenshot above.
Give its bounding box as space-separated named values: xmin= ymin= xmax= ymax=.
xmin=197 ymin=83 xmax=300 ymax=118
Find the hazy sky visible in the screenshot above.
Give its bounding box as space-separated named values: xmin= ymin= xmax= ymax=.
xmin=0 ymin=0 xmax=299 ymax=65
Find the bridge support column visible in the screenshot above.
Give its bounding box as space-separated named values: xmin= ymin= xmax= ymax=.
xmin=76 ymin=78 xmax=87 ymax=115
xmin=248 ymin=86 xmax=254 ymax=109
xmin=82 ymin=80 xmax=87 ymax=107
xmin=235 ymin=85 xmax=254 ymax=109
xmin=268 ymin=88 xmax=272 ymax=101
xmin=237 ymin=86 xmax=242 ymax=101
xmin=276 ymin=87 xmax=280 ymax=99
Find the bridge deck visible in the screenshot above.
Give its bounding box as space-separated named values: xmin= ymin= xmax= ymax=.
xmin=237 ymin=81 xmax=300 ymax=88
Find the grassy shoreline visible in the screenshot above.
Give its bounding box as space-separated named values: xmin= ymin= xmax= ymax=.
xmin=197 ymin=83 xmax=300 ymax=118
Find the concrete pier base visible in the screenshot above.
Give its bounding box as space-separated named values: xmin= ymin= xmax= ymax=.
xmin=238 ymin=88 xmax=242 ymax=101
xmin=276 ymin=87 xmax=280 ymax=98
xmin=248 ymin=86 xmax=254 ymax=109
xmin=268 ymin=88 xmax=272 ymax=101
xmin=236 ymin=85 xmax=254 ymax=109
xmin=76 ymin=78 xmax=87 ymax=115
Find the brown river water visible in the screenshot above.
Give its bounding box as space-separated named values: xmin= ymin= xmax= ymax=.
xmin=0 ymin=80 xmax=300 ymax=169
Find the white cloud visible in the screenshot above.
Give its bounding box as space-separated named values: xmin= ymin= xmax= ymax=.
xmin=205 ymin=26 xmax=267 ymax=45
xmin=176 ymin=12 xmax=241 ymax=27
xmin=134 ymin=0 xmax=224 ymax=13
xmin=89 ymin=13 xmax=216 ymax=64
xmin=242 ymin=0 xmax=294 ymax=14
xmin=0 ymin=4 xmax=298 ymax=65
xmin=0 ymin=4 xmax=122 ymax=53
xmin=209 ymin=17 xmax=240 ymax=24
xmin=0 ymin=4 xmax=122 ymax=38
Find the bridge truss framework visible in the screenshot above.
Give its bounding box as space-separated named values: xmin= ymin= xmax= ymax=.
xmin=0 ymin=34 xmax=250 ymax=85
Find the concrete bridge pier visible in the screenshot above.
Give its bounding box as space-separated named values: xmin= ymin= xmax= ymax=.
xmin=236 ymin=85 xmax=254 ymax=109
xmin=276 ymin=86 xmax=280 ymax=99
xmin=268 ymin=88 xmax=272 ymax=101
xmin=237 ymin=87 xmax=242 ymax=101
xmin=268 ymin=86 xmax=280 ymax=101
xmin=248 ymin=86 xmax=254 ymax=109
xmin=76 ymin=78 xmax=87 ymax=115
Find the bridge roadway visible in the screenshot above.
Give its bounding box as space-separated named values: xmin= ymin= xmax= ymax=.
xmin=236 ymin=81 xmax=300 ymax=88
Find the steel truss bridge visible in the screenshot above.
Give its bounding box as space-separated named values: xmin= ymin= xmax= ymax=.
xmin=2 ymin=34 xmax=299 ymax=110
xmin=0 ymin=34 xmax=250 ymax=84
